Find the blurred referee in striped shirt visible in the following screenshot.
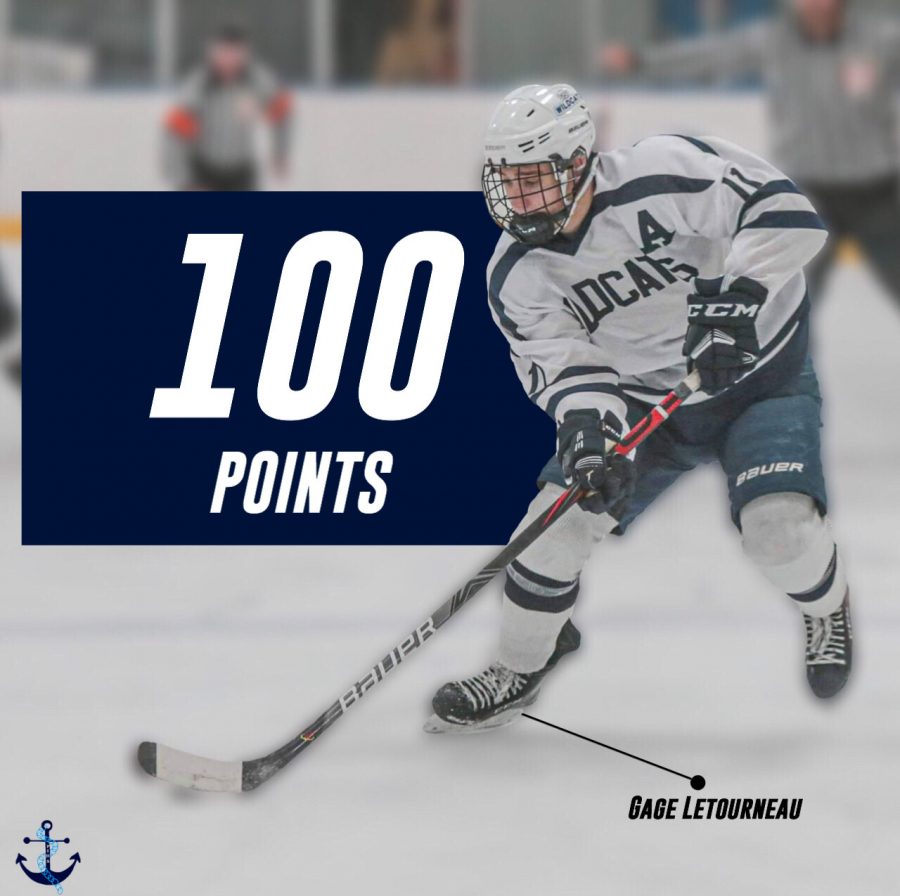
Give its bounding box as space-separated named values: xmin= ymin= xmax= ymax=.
xmin=0 ymin=127 xmax=19 ymax=384
xmin=601 ymin=0 xmax=900 ymax=305
xmin=163 ymin=22 xmax=293 ymax=191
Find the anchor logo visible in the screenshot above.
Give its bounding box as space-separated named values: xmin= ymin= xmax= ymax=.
xmin=15 ymin=820 xmax=81 ymax=892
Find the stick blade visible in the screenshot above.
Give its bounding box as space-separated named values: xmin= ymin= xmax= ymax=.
xmin=137 ymin=741 xmax=243 ymax=793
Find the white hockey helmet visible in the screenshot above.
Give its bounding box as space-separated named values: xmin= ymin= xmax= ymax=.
xmin=482 ymin=84 xmax=597 ymax=245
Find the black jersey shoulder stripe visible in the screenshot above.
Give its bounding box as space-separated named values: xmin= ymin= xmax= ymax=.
xmin=636 ymin=134 xmax=720 ymax=157
xmin=669 ymin=134 xmax=720 ymax=156
xmin=736 ymin=179 xmax=803 ymax=231
xmin=544 ymin=174 xmax=716 ymax=256
xmin=487 ymin=241 xmax=536 ymax=341
xmin=723 ymin=177 xmax=752 ymax=201
xmin=728 ymin=167 xmax=763 ymax=189
xmin=739 ymin=210 xmax=826 ymax=232
xmin=596 ymin=174 xmax=716 ymax=212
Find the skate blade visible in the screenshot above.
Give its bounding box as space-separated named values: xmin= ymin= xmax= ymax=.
xmin=423 ymin=685 xmax=543 ymax=735
xmin=423 ymin=707 xmax=525 ymax=734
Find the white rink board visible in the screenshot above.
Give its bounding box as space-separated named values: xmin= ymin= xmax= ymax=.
xmin=2 ymin=262 xmax=900 ymax=894
xmin=0 ymin=89 xmax=768 ymax=206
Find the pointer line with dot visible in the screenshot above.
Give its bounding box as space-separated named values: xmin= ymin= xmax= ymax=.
xmin=522 ymin=713 xmax=706 ymax=791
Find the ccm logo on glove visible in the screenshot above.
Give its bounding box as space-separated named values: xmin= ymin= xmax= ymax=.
xmin=687 ymin=302 xmax=761 ymax=319
xmin=683 ymin=277 xmax=767 ymax=394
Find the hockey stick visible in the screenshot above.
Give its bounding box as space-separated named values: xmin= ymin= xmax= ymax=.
xmin=138 ymin=370 xmax=702 ymax=792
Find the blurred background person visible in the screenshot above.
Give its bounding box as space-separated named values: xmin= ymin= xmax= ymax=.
xmin=0 ymin=258 xmax=19 ymax=384
xmin=600 ymin=0 xmax=900 ymax=307
xmin=333 ymin=0 xmax=458 ymax=84
xmin=373 ymin=0 xmax=457 ymax=84
xmin=0 ymin=128 xmax=19 ymax=386
xmin=162 ymin=21 xmax=293 ymax=191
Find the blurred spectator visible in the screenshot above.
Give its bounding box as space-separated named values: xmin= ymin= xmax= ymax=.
xmin=162 ymin=22 xmax=293 ymax=191
xmin=0 ymin=264 xmax=18 ymax=384
xmin=600 ymin=0 xmax=900 ymax=305
xmin=0 ymin=128 xmax=20 ymax=385
xmin=375 ymin=0 xmax=457 ymax=84
xmin=657 ymin=0 xmax=774 ymax=37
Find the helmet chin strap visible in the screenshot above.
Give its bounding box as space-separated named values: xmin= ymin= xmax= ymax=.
xmin=559 ymin=152 xmax=599 ymax=234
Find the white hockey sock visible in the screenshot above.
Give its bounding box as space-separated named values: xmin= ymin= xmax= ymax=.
xmin=496 ymin=485 xmax=613 ymax=672
xmin=497 ymin=561 xmax=578 ymax=673
xmin=741 ymin=492 xmax=847 ymax=618
xmin=787 ymin=548 xmax=847 ymax=617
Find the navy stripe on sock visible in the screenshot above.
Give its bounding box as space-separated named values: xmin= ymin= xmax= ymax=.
xmin=505 ymin=562 xmax=579 ymax=613
xmin=509 ymin=561 xmax=576 ymax=591
xmin=789 ymin=547 xmax=837 ymax=603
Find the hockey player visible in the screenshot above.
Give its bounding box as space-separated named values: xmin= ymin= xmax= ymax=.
xmin=428 ymin=84 xmax=852 ymax=733
xmin=0 ymin=256 xmax=18 ymax=384
xmin=163 ymin=22 xmax=292 ymax=191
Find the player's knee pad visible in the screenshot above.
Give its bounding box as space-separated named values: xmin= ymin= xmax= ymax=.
xmin=740 ymin=492 xmax=846 ymax=617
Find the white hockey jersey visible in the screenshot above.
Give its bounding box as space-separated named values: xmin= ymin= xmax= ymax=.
xmin=486 ymin=135 xmax=827 ymax=429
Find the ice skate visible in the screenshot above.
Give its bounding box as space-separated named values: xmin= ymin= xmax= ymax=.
xmin=424 ymin=620 xmax=580 ymax=734
xmin=804 ymin=591 xmax=852 ymax=698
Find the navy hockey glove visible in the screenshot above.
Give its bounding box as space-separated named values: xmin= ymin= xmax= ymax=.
xmin=557 ymin=409 xmax=636 ymax=517
xmin=682 ymin=278 xmax=766 ymax=393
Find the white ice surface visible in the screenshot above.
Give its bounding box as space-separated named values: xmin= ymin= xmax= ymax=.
xmin=3 ymin=265 xmax=900 ymax=895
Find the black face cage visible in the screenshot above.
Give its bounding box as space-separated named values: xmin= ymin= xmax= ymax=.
xmin=481 ymin=150 xmax=591 ymax=246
